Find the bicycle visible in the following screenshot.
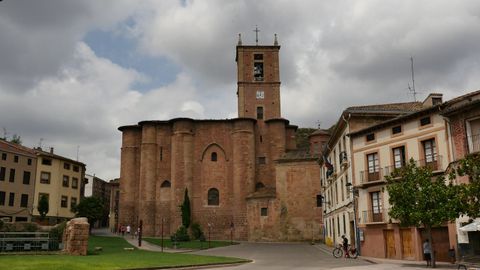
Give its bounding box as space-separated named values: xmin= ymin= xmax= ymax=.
xmin=332 ymin=244 xmax=358 ymax=259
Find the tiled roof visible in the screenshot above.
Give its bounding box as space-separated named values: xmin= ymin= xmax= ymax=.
xmin=310 ymin=129 xmax=330 ymax=136
xmin=34 ymin=148 xmax=86 ymax=167
xmin=346 ymin=101 xmax=424 ymax=113
xmin=0 ymin=139 xmax=36 ymax=156
xmin=277 ymin=149 xmax=319 ymax=162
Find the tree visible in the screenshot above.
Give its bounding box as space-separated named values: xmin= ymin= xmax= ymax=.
xmin=37 ymin=194 xmax=49 ymax=220
xmin=180 ymin=188 xmax=191 ymax=229
xmin=295 ymin=128 xmax=316 ymax=150
xmin=73 ymin=196 xmax=104 ymax=232
xmin=10 ymin=134 xmax=22 ymax=145
xmin=386 ymin=159 xmax=466 ymax=268
xmin=448 ymin=153 xmax=480 ymax=218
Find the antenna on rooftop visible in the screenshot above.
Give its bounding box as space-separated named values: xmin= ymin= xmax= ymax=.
xmin=2 ymin=127 xmax=8 ymax=140
xmin=408 ymin=56 xmax=417 ymax=102
xmin=316 ymin=121 xmax=322 ymax=129
xmin=38 ymin=138 xmax=44 ymax=149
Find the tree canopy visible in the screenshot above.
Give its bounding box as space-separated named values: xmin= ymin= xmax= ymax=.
xmin=386 ymin=159 xmax=467 ymax=268
xmin=295 ymin=128 xmax=316 ymax=150
xmin=448 ymin=153 xmax=480 ymax=218
xmin=10 ymin=134 xmax=22 ymax=145
xmin=37 ymin=194 xmax=49 ymax=220
xmin=73 ymin=196 xmax=104 ymax=229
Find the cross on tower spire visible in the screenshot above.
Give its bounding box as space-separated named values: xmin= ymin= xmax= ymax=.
xmin=253 ymin=26 xmax=260 ymax=45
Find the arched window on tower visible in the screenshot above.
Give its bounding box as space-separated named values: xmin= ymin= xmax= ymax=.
xmin=255 ymin=182 xmax=265 ymax=191
xmin=208 ymin=188 xmax=219 ymax=206
xmin=160 ymin=180 xmax=171 ymax=188
xmin=211 ymin=152 xmax=217 ymax=162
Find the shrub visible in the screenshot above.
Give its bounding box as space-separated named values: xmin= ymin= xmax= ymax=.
xmin=170 ymin=226 xmax=190 ymax=242
xmin=190 ymin=223 xmax=204 ymax=240
xmin=22 ymin=222 xmax=39 ymax=232
xmin=49 ymin=221 xmax=67 ymax=242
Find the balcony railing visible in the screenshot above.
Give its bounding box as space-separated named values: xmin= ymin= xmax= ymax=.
xmin=417 ymin=155 xmax=442 ymax=172
xmin=468 ymin=134 xmax=480 ymax=154
xmin=360 ymin=168 xmax=383 ymax=184
xmin=361 ymin=209 xmax=386 ymax=223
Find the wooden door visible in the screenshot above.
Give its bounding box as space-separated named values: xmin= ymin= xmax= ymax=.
xmin=401 ymin=229 xmax=414 ymax=259
xmin=384 ymin=230 xmax=396 ymax=258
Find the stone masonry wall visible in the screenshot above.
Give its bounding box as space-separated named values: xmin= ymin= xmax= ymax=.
xmin=63 ymin=217 xmax=89 ymax=256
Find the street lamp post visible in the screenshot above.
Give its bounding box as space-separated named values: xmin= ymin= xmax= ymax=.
xmin=207 ymin=223 xmax=212 ymax=248
xmin=346 ymin=182 xmax=360 ymax=255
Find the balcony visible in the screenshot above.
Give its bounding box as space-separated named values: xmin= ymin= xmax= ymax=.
xmin=360 ymin=168 xmax=384 ymax=185
xmin=361 ymin=209 xmax=386 ymax=224
xmin=468 ymin=134 xmax=480 ymax=154
xmin=417 ymin=155 xmax=442 ymax=172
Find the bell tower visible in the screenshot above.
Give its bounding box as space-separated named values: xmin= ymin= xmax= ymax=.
xmin=236 ymin=32 xmax=281 ymax=121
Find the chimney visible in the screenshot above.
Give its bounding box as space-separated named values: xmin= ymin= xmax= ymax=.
xmin=50 ymin=147 xmax=54 ymax=154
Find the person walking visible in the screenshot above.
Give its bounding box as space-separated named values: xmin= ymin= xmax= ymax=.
xmin=423 ymin=239 xmax=432 ymax=267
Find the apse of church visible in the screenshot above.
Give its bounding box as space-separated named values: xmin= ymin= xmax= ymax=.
xmin=118 ymin=34 xmax=324 ymax=241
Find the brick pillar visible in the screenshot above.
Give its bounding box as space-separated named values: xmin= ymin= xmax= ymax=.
xmin=63 ymin=217 xmax=90 ymax=256
xmin=155 ymin=124 xmax=172 ymax=236
xmin=119 ymin=126 xmax=141 ymax=230
xmin=139 ymin=123 xmax=157 ymax=236
xmin=232 ymin=118 xmax=256 ymax=240
xmin=171 ymin=119 xmax=195 ymax=231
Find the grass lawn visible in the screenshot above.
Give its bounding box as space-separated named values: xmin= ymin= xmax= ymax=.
xmin=144 ymin=238 xmax=238 ymax=249
xmin=0 ymin=236 xmax=248 ymax=270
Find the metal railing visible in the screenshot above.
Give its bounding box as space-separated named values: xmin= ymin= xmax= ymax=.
xmin=468 ymin=134 xmax=480 ymax=154
xmin=360 ymin=168 xmax=383 ymax=184
xmin=416 ymin=155 xmax=442 ymax=172
xmin=0 ymin=232 xmax=61 ymax=252
xmin=361 ymin=209 xmax=386 ymax=223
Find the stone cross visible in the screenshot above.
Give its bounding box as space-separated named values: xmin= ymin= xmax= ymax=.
xmin=253 ymin=26 xmax=260 ymax=45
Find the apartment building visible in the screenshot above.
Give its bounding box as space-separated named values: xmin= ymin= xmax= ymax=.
xmin=31 ymin=148 xmax=86 ymax=224
xmin=84 ymin=174 xmax=111 ymax=227
xmin=321 ymin=101 xmax=422 ymax=247
xmin=108 ymin=178 xmax=120 ymax=233
xmin=441 ymin=90 xmax=480 ymax=257
xmin=349 ymin=93 xmax=453 ymax=262
xmin=0 ymin=140 xmax=37 ymax=222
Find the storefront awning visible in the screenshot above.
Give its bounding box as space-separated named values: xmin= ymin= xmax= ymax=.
xmin=460 ymin=219 xmax=480 ymax=232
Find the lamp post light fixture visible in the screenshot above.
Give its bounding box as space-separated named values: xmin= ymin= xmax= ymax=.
xmin=207 ymin=223 xmax=212 ymax=249
xmin=345 ymin=182 xmax=360 ymax=255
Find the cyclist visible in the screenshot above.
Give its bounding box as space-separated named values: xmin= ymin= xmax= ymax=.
xmin=341 ymin=235 xmax=349 ymax=258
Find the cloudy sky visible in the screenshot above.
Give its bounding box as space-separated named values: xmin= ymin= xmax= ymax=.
xmin=1 ymin=0 xmax=480 ymax=180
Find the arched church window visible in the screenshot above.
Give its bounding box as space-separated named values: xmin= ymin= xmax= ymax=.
xmin=255 ymin=182 xmax=265 ymax=190
xmin=211 ymin=152 xmax=217 ymax=162
xmin=160 ymin=180 xmax=171 ymax=188
xmin=208 ymin=188 xmax=219 ymax=206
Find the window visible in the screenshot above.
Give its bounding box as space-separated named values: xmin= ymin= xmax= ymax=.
xmin=20 ymin=194 xmax=28 ymax=208
xmin=420 ymin=116 xmax=431 ymax=126
xmin=15 ymin=217 xmax=28 ymax=222
xmin=341 ymin=179 xmax=345 ymax=201
xmin=8 ymin=192 xmax=15 ymax=207
xmin=27 ymin=158 xmax=32 ymax=165
xmin=254 ymin=53 xmax=263 ymax=60
xmin=9 ymin=169 xmax=15 ymax=182
xmin=207 ymin=188 xmax=219 ymax=206
xmin=253 ymin=62 xmax=264 ymax=81
xmin=71 ymin=197 xmax=77 ymax=210
xmin=371 ymin=191 xmax=382 ymax=222
xmin=42 ymin=158 xmax=52 ymax=166
xmin=392 ymin=146 xmax=406 ymax=169
xmin=73 ymin=165 xmax=79 ymax=172
xmin=432 ymin=97 xmax=442 ymax=105
xmin=72 ymin=177 xmax=78 ymax=189
xmin=367 ymin=152 xmax=380 ymax=181
xmin=255 ymin=182 xmax=265 ymax=190
xmin=160 ymin=147 xmax=163 ymax=161
xmin=366 ymin=133 xmax=375 ymax=142
xmin=39 ymin=193 xmax=49 ymax=206
xmin=343 ymin=214 xmax=346 ymax=234
xmin=211 ymin=152 xmax=217 ymax=162
xmin=61 ymin=196 xmax=68 ymax=208
xmin=256 ymin=106 xmax=264 ymax=120
xmin=1 ymin=153 xmax=6 ymax=160
xmin=260 ymin=135 xmax=263 ymax=143
xmin=40 ymin=171 xmax=51 ymax=184
xmin=0 ymin=167 xmax=5 ymax=181
xmin=258 ymin=156 xmax=266 ymax=164
xmin=367 ymin=153 xmax=379 ymax=173
xmin=316 ymin=195 xmax=323 ymax=207
xmin=64 ymin=163 xmax=70 ymax=170
xmin=14 ymin=155 xmax=19 ymax=163
xmin=23 ymin=171 xmax=31 ymax=185
xmin=422 ymin=139 xmax=437 ymax=163
xmin=392 ymin=125 xmax=402 ymax=134
xmin=62 ymin=175 xmax=69 ymax=187
xmin=160 ymin=180 xmax=171 ymax=188
xmin=261 ymin=207 xmax=268 ymax=216
xmin=0 ymin=191 xmax=5 ymax=205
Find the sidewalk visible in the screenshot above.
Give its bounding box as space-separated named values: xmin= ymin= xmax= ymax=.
xmin=91 ymin=227 xmax=195 ymax=253
xmin=316 ymin=243 xmax=457 ymax=269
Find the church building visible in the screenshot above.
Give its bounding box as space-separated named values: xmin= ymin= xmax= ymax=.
xmin=118 ymin=35 xmax=327 ymax=241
